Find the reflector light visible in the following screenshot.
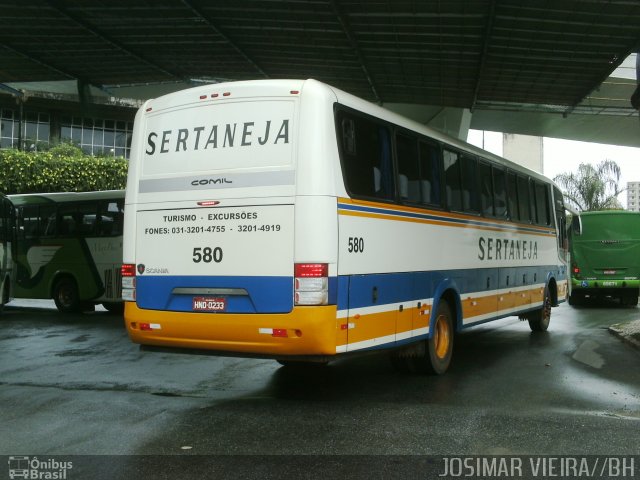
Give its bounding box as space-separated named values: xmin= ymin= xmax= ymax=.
xmin=290 ymin=90 xmax=299 ymax=94
xmin=272 ymin=329 xmax=288 ymax=338
xmin=211 ymin=93 xmax=219 ymax=98
xmin=223 ymin=92 xmax=231 ymax=96
xmin=145 ymin=107 xmax=153 ymax=112
xmin=140 ymin=323 xmax=151 ymax=331
xmin=197 ymin=200 xmax=220 ymax=206
xmin=121 ymin=264 xmax=136 ymax=277
xmin=199 ymin=95 xmax=207 ymax=99
xmin=294 ymin=263 xmax=328 ymax=278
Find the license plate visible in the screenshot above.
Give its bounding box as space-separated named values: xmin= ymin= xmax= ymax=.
xmin=192 ymin=297 xmax=226 ymax=312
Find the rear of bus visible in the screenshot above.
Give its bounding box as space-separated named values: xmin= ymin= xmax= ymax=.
xmin=569 ymin=211 xmax=640 ymax=306
xmin=122 ymin=80 xmax=343 ymax=358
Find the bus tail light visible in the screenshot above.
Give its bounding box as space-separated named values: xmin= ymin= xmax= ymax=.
xmin=294 ymin=263 xmax=328 ymax=306
xmin=121 ymin=263 xmax=136 ymax=301
xmin=572 ymin=263 xmax=580 ymax=275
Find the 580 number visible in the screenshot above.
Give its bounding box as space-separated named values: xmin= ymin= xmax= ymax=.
xmin=192 ymin=247 xmax=223 ymax=263
xmin=348 ymin=237 xmax=364 ymax=253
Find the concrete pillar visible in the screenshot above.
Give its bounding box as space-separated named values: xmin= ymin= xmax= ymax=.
xmin=502 ymin=134 xmax=543 ymax=173
xmin=383 ymin=103 xmax=472 ymax=141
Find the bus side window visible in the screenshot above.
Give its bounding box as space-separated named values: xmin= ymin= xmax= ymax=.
xmin=99 ymin=200 xmax=124 ymax=236
xmin=418 ymin=141 xmax=440 ymax=206
xmin=479 ymin=161 xmax=494 ymax=216
xmin=492 ymin=167 xmax=508 ymax=218
xmin=443 ymin=149 xmax=462 ymax=211
xmin=529 ymin=179 xmax=538 ymax=224
xmin=337 ymin=111 xmax=394 ymax=201
xmin=506 ymin=171 xmax=519 ymax=221
xmin=35 ymin=206 xmax=56 ymax=237
xmin=535 ymin=182 xmax=550 ymax=225
xmin=57 ymin=204 xmax=78 ymax=236
xmin=396 ymin=133 xmax=420 ymax=203
xmin=516 ymin=175 xmax=531 ymax=223
xmin=78 ymin=203 xmax=98 ymax=237
xmin=461 ymin=154 xmax=480 ymax=214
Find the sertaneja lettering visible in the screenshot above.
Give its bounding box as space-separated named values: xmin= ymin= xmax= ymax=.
xmin=145 ymin=119 xmax=290 ymax=155
xmin=478 ymin=237 xmax=538 ymax=261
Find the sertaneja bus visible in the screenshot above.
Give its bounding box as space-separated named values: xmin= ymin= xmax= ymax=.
xmin=10 ymin=191 xmax=125 ymax=313
xmin=122 ymin=79 xmax=569 ymax=374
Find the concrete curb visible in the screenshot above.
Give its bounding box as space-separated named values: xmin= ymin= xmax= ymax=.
xmin=609 ymin=319 xmax=640 ymax=351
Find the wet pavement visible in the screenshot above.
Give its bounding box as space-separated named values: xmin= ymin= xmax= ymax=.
xmin=0 ymin=298 xmax=638 ymax=460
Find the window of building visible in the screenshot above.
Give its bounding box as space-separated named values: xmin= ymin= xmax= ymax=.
xmin=60 ymin=116 xmax=132 ymax=158
xmin=0 ymin=108 xmax=17 ymax=149
xmin=23 ymin=112 xmax=50 ymax=149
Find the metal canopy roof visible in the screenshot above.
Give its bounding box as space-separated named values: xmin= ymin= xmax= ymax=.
xmin=1 ymin=0 xmax=639 ymax=114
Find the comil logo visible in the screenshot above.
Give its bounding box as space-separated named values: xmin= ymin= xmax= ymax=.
xmin=8 ymin=456 xmax=73 ymax=479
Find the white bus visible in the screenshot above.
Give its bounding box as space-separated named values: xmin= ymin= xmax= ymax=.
xmin=10 ymin=190 xmax=125 ymax=313
xmin=122 ymin=79 xmax=568 ymax=374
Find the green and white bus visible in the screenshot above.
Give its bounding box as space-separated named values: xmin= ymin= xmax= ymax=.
xmin=569 ymin=210 xmax=640 ymax=306
xmin=0 ymin=193 xmax=15 ymax=311
xmin=9 ymin=190 xmax=125 ymax=313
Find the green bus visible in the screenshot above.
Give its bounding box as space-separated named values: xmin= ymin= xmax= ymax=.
xmin=0 ymin=193 xmax=16 ymax=311
xmin=569 ymin=210 xmax=640 ymax=306
xmin=9 ymin=190 xmax=125 ymax=313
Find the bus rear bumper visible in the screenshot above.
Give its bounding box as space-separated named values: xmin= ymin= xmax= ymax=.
xmin=124 ymin=302 xmax=340 ymax=356
xmin=571 ymin=278 xmax=640 ymax=292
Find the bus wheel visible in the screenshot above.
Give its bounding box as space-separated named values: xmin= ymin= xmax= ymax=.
xmin=528 ymin=288 xmax=552 ymax=332
xmin=53 ymin=277 xmax=81 ymax=313
xmin=414 ymin=301 xmax=454 ymax=375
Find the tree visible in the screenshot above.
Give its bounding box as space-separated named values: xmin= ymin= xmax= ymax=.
xmin=553 ymin=159 xmax=624 ymax=212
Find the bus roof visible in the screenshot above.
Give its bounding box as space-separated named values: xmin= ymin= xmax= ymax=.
xmin=139 ymin=78 xmax=557 ymax=190
xmin=577 ymin=210 xmax=639 ymax=217
xmin=9 ymin=190 xmax=125 ymax=206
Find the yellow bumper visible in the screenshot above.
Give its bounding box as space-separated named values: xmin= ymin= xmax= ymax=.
xmin=124 ymin=302 xmax=340 ymax=356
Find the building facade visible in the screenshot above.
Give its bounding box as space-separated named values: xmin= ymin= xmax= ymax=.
xmin=0 ymin=82 xmax=140 ymax=158
xmin=627 ymin=182 xmax=640 ymax=212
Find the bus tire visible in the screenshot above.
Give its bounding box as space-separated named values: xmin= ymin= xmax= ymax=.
xmin=528 ymin=288 xmax=552 ymax=332
xmin=53 ymin=277 xmax=82 ymax=313
xmin=414 ymin=300 xmax=454 ymax=375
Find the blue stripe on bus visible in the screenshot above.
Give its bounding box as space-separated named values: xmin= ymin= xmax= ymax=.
xmin=338 ymin=202 xmax=553 ymax=235
xmin=136 ymin=275 xmax=339 ymax=313
xmin=337 ymin=265 xmax=566 ymax=311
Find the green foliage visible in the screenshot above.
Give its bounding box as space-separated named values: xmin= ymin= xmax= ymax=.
xmin=0 ymin=146 xmax=128 ymax=194
xmin=553 ymin=159 xmax=624 ymax=212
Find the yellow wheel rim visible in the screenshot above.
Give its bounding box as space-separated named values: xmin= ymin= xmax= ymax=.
xmin=434 ymin=314 xmax=451 ymax=359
